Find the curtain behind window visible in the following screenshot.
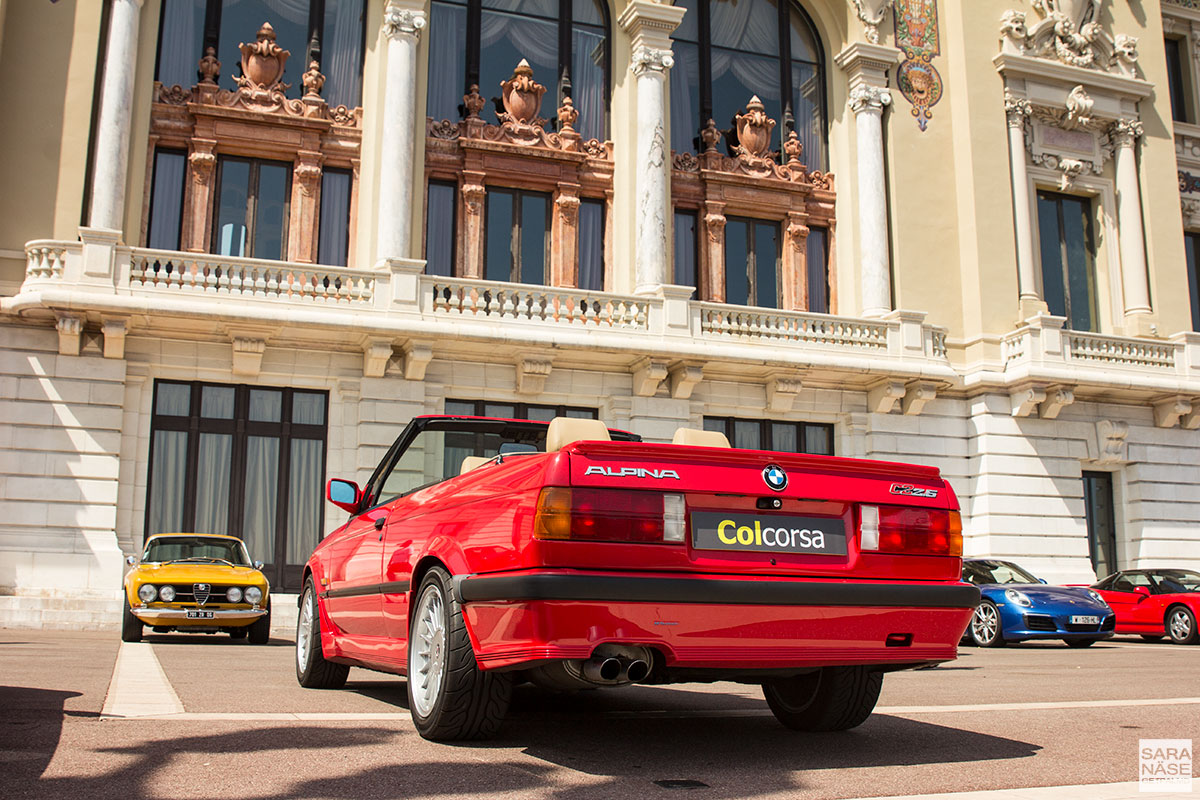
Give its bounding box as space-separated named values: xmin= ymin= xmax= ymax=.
xmin=194 ymin=433 xmax=232 ymax=534
xmin=578 ymin=199 xmax=604 ymax=291
xmin=322 ymin=0 xmax=365 ymax=107
xmin=429 ymin=1 xmax=468 ymax=121
xmin=287 ymin=439 xmax=323 ymax=563
xmin=148 ymin=431 xmax=188 ymax=534
xmin=571 ymin=26 xmax=605 ymax=141
xmin=157 ymin=0 xmax=206 ymax=87
xmin=318 ymin=169 xmax=351 ymax=266
xmin=148 ymin=151 xmax=186 ymax=251
xmin=242 ymin=436 xmax=279 ymax=563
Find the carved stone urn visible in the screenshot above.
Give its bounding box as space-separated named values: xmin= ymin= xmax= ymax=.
xmin=239 ymin=22 xmax=290 ymax=90
xmin=500 ymin=59 xmax=546 ymax=125
xmin=735 ymin=96 xmax=776 ymax=160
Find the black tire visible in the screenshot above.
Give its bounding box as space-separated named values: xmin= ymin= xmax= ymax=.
xmin=763 ymin=666 xmax=883 ymax=732
xmin=121 ymin=602 xmax=143 ymax=643
xmin=408 ymin=566 xmax=512 ymax=741
xmin=969 ymin=600 xmax=1007 ymax=647
xmin=295 ymin=581 xmax=349 ymax=689
xmin=248 ymin=605 xmax=271 ymax=644
xmin=1140 ymin=635 xmax=1164 ymax=642
xmin=228 ymin=628 xmax=249 ymax=640
xmin=1166 ymin=605 xmax=1200 ymax=645
xmin=1064 ymin=638 xmax=1097 ymax=648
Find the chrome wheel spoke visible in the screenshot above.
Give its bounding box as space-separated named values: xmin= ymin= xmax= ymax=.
xmin=410 ymin=584 xmax=448 ymax=716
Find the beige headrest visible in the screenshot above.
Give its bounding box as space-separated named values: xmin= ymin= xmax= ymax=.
xmin=671 ymin=427 xmax=731 ymax=448
xmin=546 ymin=417 xmax=611 ymax=452
xmin=460 ymin=456 xmax=491 ymax=475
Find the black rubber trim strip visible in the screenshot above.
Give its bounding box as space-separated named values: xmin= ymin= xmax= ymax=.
xmin=322 ymin=580 xmax=410 ymax=599
xmin=457 ymin=574 xmax=981 ymax=609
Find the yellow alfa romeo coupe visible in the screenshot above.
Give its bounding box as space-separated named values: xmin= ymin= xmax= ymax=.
xmin=122 ymin=534 xmax=271 ymax=643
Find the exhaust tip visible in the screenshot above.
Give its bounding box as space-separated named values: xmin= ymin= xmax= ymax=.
xmin=582 ymin=656 xmax=623 ymax=683
xmin=624 ymin=658 xmax=650 ymax=683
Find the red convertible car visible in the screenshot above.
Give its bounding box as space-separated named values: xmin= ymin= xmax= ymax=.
xmin=1092 ymin=569 xmax=1200 ymax=645
xmin=295 ymin=415 xmax=979 ymax=740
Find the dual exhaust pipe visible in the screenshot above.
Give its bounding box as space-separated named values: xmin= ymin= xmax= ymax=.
xmin=582 ymin=654 xmax=650 ymax=684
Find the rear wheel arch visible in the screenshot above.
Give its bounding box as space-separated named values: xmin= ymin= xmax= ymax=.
xmin=410 ymin=556 xmax=453 ymax=615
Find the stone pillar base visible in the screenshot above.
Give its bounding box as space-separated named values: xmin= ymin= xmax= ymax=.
xmin=1124 ymin=311 xmax=1157 ymax=338
xmin=1019 ymin=297 xmax=1049 ymax=320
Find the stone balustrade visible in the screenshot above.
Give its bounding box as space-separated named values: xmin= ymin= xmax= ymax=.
xmin=22 ymin=238 xmax=1200 ymax=399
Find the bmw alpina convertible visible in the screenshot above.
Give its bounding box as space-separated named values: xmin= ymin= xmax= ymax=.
xmin=295 ymin=415 xmax=980 ymax=740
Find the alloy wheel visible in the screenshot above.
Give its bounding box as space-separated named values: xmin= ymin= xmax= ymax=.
xmin=411 ymin=584 xmax=448 ymax=717
xmin=1169 ymin=608 xmax=1192 ymax=642
xmin=972 ymin=603 xmax=999 ymax=645
xmin=296 ymin=589 xmax=314 ymax=673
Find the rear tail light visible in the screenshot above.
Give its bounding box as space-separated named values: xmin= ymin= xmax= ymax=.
xmin=534 ymin=488 xmax=686 ymax=544
xmin=858 ymin=505 xmax=962 ymax=557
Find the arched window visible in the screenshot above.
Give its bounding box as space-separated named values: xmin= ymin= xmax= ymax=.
xmin=670 ymin=0 xmax=826 ymax=169
xmin=427 ymin=0 xmax=612 ymax=142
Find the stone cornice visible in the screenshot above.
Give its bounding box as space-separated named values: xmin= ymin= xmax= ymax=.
xmin=617 ymin=1 xmax=687 ymax=50
xmin=994 ymin=53 xmax=1153 ymax=101
xmin=834 ymin=42 xmax=902 ymax=89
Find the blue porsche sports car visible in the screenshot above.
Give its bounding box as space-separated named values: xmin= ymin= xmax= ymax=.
xmin=962 ymin=559 xmax=1116 ymax=647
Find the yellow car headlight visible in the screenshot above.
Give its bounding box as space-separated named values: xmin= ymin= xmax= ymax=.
xmin=226 ymin=586 xmax=243 ymax=603
xmin=137 ymin=584 xmax=157 ymax=603
xmin=245 ymin=586 xmax=262 ymax=605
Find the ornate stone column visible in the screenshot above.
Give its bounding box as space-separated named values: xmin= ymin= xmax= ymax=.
xmin=1005 ymin=92 xmax=1047 ymax=318
xmin=377 ymin=0 xmax=426 ymax=264
xmin=781 ymin=214 xmax=809 ymax=311
xmin=618 ymin=1 xmax=686 ymax=296
xmin=836 ymin=42 xmax=900 ymax=319
xmin=289 ymin=151 xmax=324 ymax=263
xmin=460 ymin=172 xmax=486 ymax=279
xmin=182 ymin=139 xmax=217 ymax=252
xmin=552 ymin=184 xmax=581 ymax=288
xmin=848 ymin=84 xmax=892 ymax=318
xmin=703 ymin=203 xmax=727 ymax=302
xmin=1111 ymin=117 xmax=1153 ymax=334
xmin=89 ymin=0 xmax=145 ymax=232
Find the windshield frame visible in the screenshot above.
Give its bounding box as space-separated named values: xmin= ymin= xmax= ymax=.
xmin=962 ymin=559 xmax=1041 ymax=586
xmin=142 ymin=535 xmax=253 ymax=566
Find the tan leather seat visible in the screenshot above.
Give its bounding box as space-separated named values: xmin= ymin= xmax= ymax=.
xmin=671 ymin=427 xmax=731 ymax=448
xmin=460 ymin=455 xmax=491 ymax=475
xmin=546 ymin=417 xmax=611 ymax=452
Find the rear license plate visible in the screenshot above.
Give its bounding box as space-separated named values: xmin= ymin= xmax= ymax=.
xmin=186 ymin=610 xmax=215 ymax=619
xmin=691 ymin=511 xmax=847 ymax=555
xmin=1070 ymin=615 xmax=1099 ymax=625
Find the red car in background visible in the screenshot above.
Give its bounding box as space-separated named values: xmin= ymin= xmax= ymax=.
xmin=1092 ymin=569 xmax=1200 ymax=645
xmin=295 ymin=415 xmax=980 ymax=740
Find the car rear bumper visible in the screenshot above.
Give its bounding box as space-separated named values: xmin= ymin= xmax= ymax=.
xmin=132 ymin=607 xmax=267 ymax=626
xmin=457 ymin=571 xmax=980 ymax=671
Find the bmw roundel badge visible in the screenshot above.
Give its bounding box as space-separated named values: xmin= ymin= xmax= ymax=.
xmin=762 ymin=464 xmax=788 ymax=492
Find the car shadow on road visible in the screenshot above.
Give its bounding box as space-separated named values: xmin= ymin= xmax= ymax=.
xmin=141 ymin=633 xmax=293 ymax=647
xmin=0 ymin=686 xmax=81 ymax=789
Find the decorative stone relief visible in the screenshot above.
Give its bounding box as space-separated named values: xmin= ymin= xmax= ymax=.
xmin=849 ymin=84 xmax=892 ymax=115
xmin=893 ymin=0 xmax=943 ymax=131
xmin=232 ymin=337 xmax=266 ymax=376
xmin=198 ymin=46 xmax=220 ymax=85
xmin=383 ymin=4 xmax=426 ymax=40
xmin=853 ymin=0 xmax=893 ymax=45
xmin=630 ymin=46 xmax=674 ymax=76
xmin=1010 ymin=385 xmax=1046 ymax=417
xmin=632 ymin=358 xmax=669 ymax=397
xmin=427 ymin=62 xmax=610 ymax=158
xmin=1094 ymin=419 xmax=1128 ymax=465
xmin=1182 ymin=197 xmax=1200 ymax=229
xmin=362 ymin=339 xmax=393 ymax=379
xmin=733 ymin=96 xmax=776 ymax=164
xmin=766 ymin=376 xmax=803 ymax=413
xmin=101 ymin=318 xmax=128 ymax=360
xmin=902 ymin=382 xmax=937 ymax=416
xmin=55 ymin=315 xmax=83 ymax=357
xmin=997 ymin=1 xmax=1139 ymax=76
xmin=516 ymin=356 xmax=553 ymax=395
xmin=1040 ymin=386 xmax=1074 ymax=419
xmin=667 ymin=363 xmax=703 ymax=399
xmin=402 ymin=341 xmax=433 ymax=381
xmin=868 ymin=380 xmax=906 ymax=414
xmin=1022 ymin=86 xmax=1118 ymax=187
xmin=1153 ymin=396 xmax=1193 ymax=428
xmin=302 ymin=61 xmax=325 ymax=98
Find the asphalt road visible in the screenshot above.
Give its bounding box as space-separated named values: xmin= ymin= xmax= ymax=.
xmin=1 ymin=628 xmax=1197 ymax=799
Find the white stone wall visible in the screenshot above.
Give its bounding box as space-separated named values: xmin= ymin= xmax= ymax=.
xmin=0 ymin=326 xmax=126 ymax=599
xmin=4 ymin=329 xmax=1200 ymax=622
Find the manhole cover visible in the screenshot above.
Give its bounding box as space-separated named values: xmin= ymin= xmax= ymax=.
xmin=654 ymin=779 xmax=710 ymax=790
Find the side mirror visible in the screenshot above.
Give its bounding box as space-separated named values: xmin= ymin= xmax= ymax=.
xmin=253 ymin=561 xmax=264 ymax=571
xmin=126 ymin=555 xmax=136 ymax=566
xmin=327 ymin=478 xmax=362 ymax=514
xmin=1134 ymin=586 xmax=1152 ymax=599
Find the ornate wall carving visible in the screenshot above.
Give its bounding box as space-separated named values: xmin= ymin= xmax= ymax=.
xmin=148 ymin=22 xmax=363 ymax=264
xmin=669 ymin=94 xmax=836 ymax=311
xmin=998 ymin=1 xmax=1140 ymax=77
xmin=424 ymin=62 xmax=614 ymax=286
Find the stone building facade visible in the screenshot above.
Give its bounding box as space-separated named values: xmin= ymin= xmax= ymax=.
xmin=1 ymin=0 xmax=1198 ymax=627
